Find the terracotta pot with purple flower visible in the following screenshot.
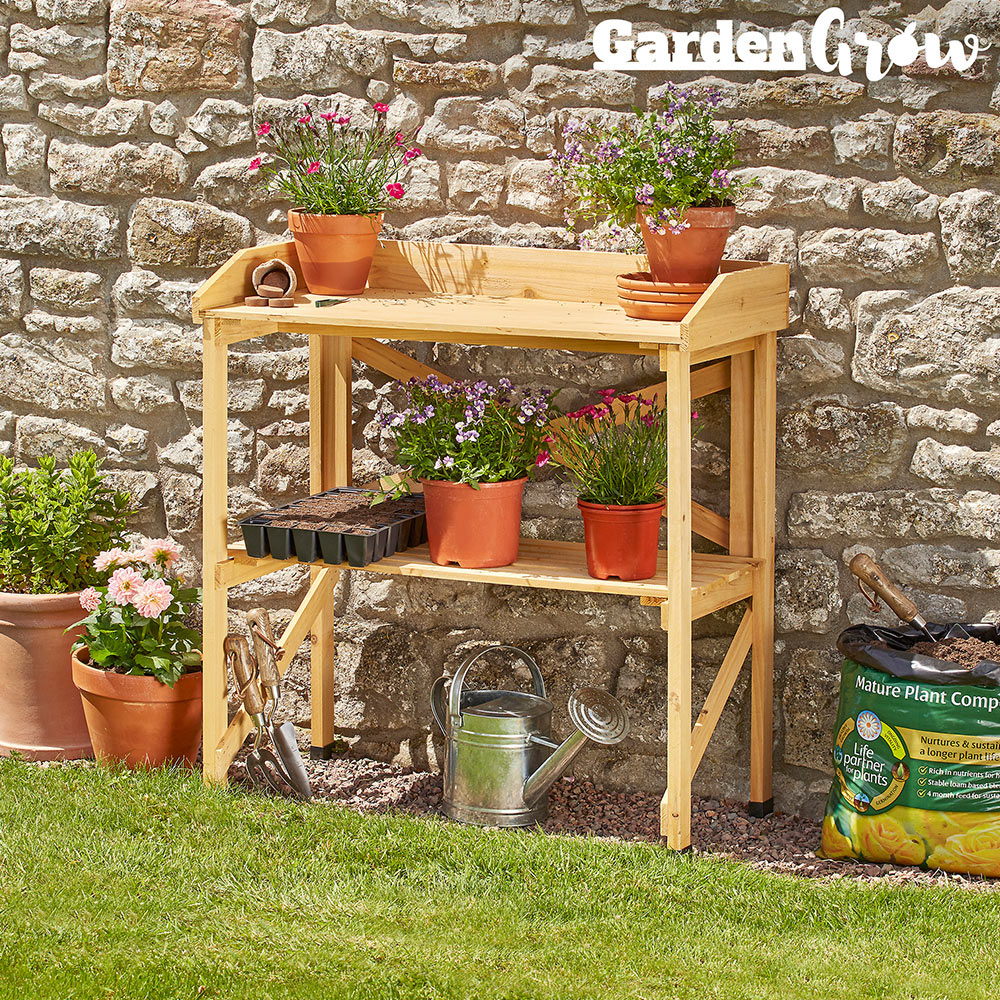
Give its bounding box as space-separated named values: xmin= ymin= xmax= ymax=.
xmin=379 ymin=376 xmax=558 ymax=569
xmin=70 ymin=538 xmax=203 ymax=768
xmin=548 ymin=391 xmax=702 ymax=582
xmin=251 ymin=101 xmax=424 ymax=295
xmin=551 ymin=83 xmax=756 ymax=293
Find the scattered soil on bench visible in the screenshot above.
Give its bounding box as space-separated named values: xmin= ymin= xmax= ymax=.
xmin=910 ymin=637 xmax=1000 ymax=670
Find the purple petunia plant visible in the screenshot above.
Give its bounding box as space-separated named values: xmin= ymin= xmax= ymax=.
xmin=549 ymin=83 xmax=756 ymax=248
xmin=378 ymin=376 xmax=558 ymax=488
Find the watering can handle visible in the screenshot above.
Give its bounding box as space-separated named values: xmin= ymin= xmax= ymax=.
xmin=430 ymin=675 xmax=448 ymax=735
xmin=446 ymin=645 xmax=546 ymax=729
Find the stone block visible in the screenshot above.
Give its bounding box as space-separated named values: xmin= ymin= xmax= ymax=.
xmin=187 ymin=99 xmax=252 ymax=147
xmin=894 ymin=111 xmax=1000 ymax=177
xmin=861 ymin=177 xmax=939 ymax=224
xmin=910 ymin=438 xmax=1000 ymax=486
xmin=419 ymin=96 xmax=524 ymax=152
xmin=0 ymin=333 xmax=106 ymax=412
xmin=781 ymin=647 xmax=841 ymax=772
xmin=252 ymin=25 xmax=387 ymax=93
xmin=799 ymin=228 xmax=938 ymax=283
xmin=775 ymin=548 xmax=842 ymax=633
xmin=448 ymin=160 xmax=505 ymax=211
xmin=735 ymin=167 xmax=859 ymax=220
xmin=831 ymin=111 xmax=894 ymax=168
xmin=0 ymin=197 xmax=120 ymax=259
xmin=506 ymin=158 xmax=564 ymax=215
xmin=2 ymin=124 xmax=47 ymax=184
xmin=111 ymin=319 xmax=201 ymax=370
xmin=777 ymin=395 xmax=905 ymax=483
xmin=49 ymin=139 xmax=188 ymax=195
xmin=939 ymin=189 xmax=1000 ymax=281
xmin=0 ymin=259 xmax=24 ymax=318
xmin=393 ymin=59 xmax=500 ymax=92
xmin=110 ymin=374 xmax=176 ymax=413
xmin=16 ymin=413 xmax=102 ymax=461
xmin=37 ymin=99 xmax=151 ymax=137
xmin=734 ymin=119 xmax=832 ymax=165
xmin=108 ymin=0 xmax=247 ymax=94
xmin=128 ymin=198 xmax=252 ymax=268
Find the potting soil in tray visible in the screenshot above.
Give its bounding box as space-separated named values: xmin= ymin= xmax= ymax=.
xmin=238 ymin=489 xmax=426 ymax=568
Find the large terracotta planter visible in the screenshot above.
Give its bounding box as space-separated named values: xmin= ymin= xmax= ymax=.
xmin=71 ymin=648 xmax=203 ymax=768
xmin=0 ymin=591 xmax=92 ymax=761
xmin=638 ymin=205 xmax=735 ymax=284
xmin=288 ymin=210 xmax=383 ymax=295
xmin=419 ymin=477 xmax=526 ymax=569
xmin=578 ymin=500 xmax=665 ymax=581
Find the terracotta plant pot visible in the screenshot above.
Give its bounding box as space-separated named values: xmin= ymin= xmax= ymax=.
xmin=287 ymin=210 xmax=383 ymax=295
xmin=578 ymin=500 xmax=665 ymax=581
xmin=0 ymin=591 xmax=92 ymax=761
xmin=71 ymin=647 xmax=203 ymax=768
xmin=419 ymin=477 xmax=526 ymax=569
xmin=637 ymin=205 xmax=736 ymax=284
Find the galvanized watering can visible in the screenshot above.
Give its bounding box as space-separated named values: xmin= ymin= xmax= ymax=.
xmin=430 ymin=645 xmax=630 ymax=827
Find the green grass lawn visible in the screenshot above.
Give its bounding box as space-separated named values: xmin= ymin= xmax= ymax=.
xmin=1 ymin=758 xmax=998 ymax=1000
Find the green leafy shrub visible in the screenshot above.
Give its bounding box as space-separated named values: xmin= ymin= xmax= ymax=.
xmin=0 ymin=452 xmax=133 ymax=595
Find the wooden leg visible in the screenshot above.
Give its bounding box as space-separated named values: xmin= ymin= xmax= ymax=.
xmin=750 ymin=333 xmax=777 ymax=816
xmin=729 ymin=350 xmax=754 ymax=557
xmin=308 ymin=334 xmax=352 ymax=757
xmin=202 ymin=323 xmax=230 ymax=785
xmin=660 ymin=347 xmax=693 ymax=850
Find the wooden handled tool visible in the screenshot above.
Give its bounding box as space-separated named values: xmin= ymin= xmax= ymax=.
xmin=248 ymin=609 xmax=281 ymax=724
xmin=848 ymin=553 xmax=935 ymax=641
xmin=225 ymin=634 xmax=265 ymax=717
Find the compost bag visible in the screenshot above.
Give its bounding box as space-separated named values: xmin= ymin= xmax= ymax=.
xmin=820 ymin=623 xmax=1000 ymax=876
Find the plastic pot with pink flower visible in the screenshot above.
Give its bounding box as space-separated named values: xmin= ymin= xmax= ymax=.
xmin=251 ymin=101 xmax=423 ymax=295
xmin=549 ymin=84 xmax=757 ymax=316
xmin=70 ymin=537 xmax=203 ymax=768
xmin=378 ymin=376 xmax=558 ymax=569
xmin=0 ymin=451 xmax=133 ymax=761
xmin=548 ymin=392 xmax=702 ymax=581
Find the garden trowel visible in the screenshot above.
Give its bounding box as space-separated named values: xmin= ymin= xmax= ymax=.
xmin=848 ymin=553 xmax=970 ymax=641
xmin=247 ymin=609 xmax=312 ymax=799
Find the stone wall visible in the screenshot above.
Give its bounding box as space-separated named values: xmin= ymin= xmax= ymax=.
xmin=1 ymin=0 xmax=998 ymax=819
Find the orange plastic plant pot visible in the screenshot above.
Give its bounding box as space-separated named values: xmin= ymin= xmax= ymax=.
xmin=287 ymin=210 xmax=383 ymax=295
xmin=420 ymin=477 xmax=527 ymax=569
xmin=577 ymin=500 xmax=665 ymax=581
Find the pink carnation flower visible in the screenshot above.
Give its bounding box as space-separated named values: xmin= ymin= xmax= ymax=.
xmin=249 ymin=157 xmax=261 ymax=171
xmin=140 ymin=537 xmax=180 ymax=570
xmin=535 ymin=450 xmax=550 ymax=468
xmin=79 ymin=587 xmax=101 ymax=613
xmin=108 ymin=567 xmax=144 ymax=606
xmin=306 ymin=161 xmax=320 ymax=174
xmin=257 ymin=122 xmax=271 ymax=137
xmin=132 ymin=578 xmax=173 ymax=619
xmin=385 ymin=182 xmax=404 ymax=199
xmin=93 ymin=547 xmax=131 ymax=573
xmin=373 ymin=103 xmax=388 ymax=114
xmin=298 ymin=114 xmax=311 ymax=124
xmin=403 ymin=147 xmax=421 ymax=164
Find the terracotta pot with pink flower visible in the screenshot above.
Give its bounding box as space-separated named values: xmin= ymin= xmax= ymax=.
xmin=548 ymin=391 xmax=702 ymax=581
xmin=0 ymin=451 xmax=132 ymax=761
xmin=70 ymin=537 xmax=203 ymax=768
xmin=251 ymin=101 xmax=424 ymax=295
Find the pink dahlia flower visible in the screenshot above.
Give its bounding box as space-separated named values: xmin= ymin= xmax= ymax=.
xmin=132 ymin=578 xmax=173 ymax=619
xmin=79 ymin=587 xmax=101 ymax=613
xmin=140 ymin=537 xmax=180 ymax=570
xmin=108 ymin=567 xmax=144 ymax=606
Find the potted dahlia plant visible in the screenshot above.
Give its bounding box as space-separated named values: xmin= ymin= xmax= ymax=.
xmin=548 ymin=391 xmax=700 ymax=581
xmin=379 ymin=376 xmax=556 ymax=569
xmin=70 ymin=538 xmax=203 ymax=768
xmin=252 ymin=102 xmax=422 ymax=295
xmin=550 ymin=84 xmax=754 ymax=285
xmin=0 ymin=452 xmax=132 ymax=761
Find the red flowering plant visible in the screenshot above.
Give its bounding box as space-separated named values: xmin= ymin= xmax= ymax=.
xmin=548 ymin=390 xmax=702 ymax=505
xmin=71 ymin=538 xmax=202 ymax=687
xmin=251 ymin=102 xmax=422 ymax=215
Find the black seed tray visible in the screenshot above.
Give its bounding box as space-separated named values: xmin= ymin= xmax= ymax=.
xmin=238 ymin=488 xmax=426 ymax=569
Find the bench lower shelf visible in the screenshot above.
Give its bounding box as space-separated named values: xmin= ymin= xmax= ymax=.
xmin=218 ymin=537 xmax=756 ymax=619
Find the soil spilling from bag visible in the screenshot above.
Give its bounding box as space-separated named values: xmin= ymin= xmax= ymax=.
xmin=909 ymin=637 xmax=1000 ymax=670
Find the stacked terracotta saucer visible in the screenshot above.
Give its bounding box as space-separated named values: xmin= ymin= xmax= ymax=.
xmin=616 ymin=272 xmax=711 ymax=321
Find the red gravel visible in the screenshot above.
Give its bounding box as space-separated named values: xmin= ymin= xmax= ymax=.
xmin=229 ymin=751 xmax=1000 ymax=890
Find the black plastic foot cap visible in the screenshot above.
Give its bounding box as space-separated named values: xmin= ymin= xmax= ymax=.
xmin=749 ymin=797 xmax=774 ymax=818
xmin=310 ymin=743 xmax=336 ymax=760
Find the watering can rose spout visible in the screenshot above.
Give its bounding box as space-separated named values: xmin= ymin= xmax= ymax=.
xmin=523 ymin=688 xmax=630 ymax=806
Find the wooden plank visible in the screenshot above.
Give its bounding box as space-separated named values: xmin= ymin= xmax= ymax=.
xmin=691 ymin=609 xmax=753 ymax=773
xmin=216 ymin=552 xmax=299 ymax=589
xmin=690 ymin=337 xmax=757 ymax=366
xmin=208 ymin=293 xmax=684 ymax=350
xmin=308 ymin=335 xmax=351 ymax=753
xmin=692 ymin=359 xmax=731 ymax=400
xmin=215 ymin=710 xmax=253 ymax=768
xmin=201 ymin=321 xmax=231 ymax=786
xmin=352 ymin=340 xmax=454 ymax=385
xmin=367 ymin=239 xmax=647 ymax=303
xmin=192 ymin=240 xmax=303 ymax=321
xmin=691 ymin=500 xmax=729 ymax=549
xmin=729 ymin=351 xmax=754 ymax=558
xmin=684 ymin=263 xmax=789 ymax=355
xmin=660 ymin=346 xmax=693 ymax=851
xmin=280 ymin=568 xmax=338 ymax=667
xmin=750 ymin=332 xmax=777 ymax=811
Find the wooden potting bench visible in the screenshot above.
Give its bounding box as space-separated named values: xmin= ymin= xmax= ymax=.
xmin=193 ymin=240 xmax=787 ymax=850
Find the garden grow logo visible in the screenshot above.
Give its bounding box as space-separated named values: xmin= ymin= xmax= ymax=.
xmin=592 ymin=7 xmax=984 ymax=81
